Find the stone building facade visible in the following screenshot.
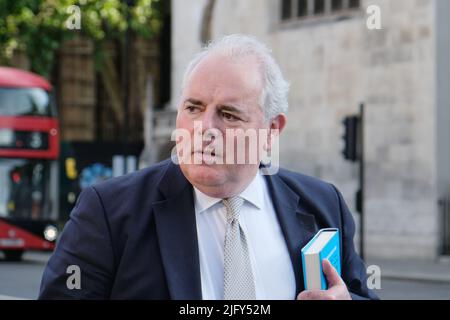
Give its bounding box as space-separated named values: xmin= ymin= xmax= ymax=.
xmin=168 ymin=0 xmax=450 ymax=260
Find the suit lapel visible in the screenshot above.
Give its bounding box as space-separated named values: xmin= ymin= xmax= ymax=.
xmin=152 ymin=162 xmax=202 ymax=300
xmin=264 ymin=173 xmax=318 ymax=295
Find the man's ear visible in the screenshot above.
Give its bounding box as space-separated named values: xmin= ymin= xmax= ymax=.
xmin=265 ymin=113 xmax=286 ymax=151
xmin=270 ymin=113 xmax=287 ymax=134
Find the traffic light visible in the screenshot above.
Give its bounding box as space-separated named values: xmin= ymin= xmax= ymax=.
xmin=342 ymin=115 xmax=360 ymax=162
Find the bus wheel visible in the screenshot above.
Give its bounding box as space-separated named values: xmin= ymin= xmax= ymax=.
xmin=3 ymin=250 xmax=24 ymax=261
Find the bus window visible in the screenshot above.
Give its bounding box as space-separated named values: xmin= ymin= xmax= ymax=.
xmin=0 ymin=159 xmax=51 ymax=220
xmin=0 ymin=88 xmax=53 ymax=117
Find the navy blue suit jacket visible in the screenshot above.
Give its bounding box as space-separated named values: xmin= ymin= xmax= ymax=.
xmin=39 ymin=159 xmax=378 ymax=299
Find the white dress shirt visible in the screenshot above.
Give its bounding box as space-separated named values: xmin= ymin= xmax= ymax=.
xmin=194 ymin=170 xmax=296 ymax=300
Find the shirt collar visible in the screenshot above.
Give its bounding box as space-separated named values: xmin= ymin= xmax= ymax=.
xmin=193 ymin=170 xmax=264 ymax=214
xmin=193 ymin=187 xmax=222 ymax=214
xmin=239 ymin=170 xmax=264 ymax=210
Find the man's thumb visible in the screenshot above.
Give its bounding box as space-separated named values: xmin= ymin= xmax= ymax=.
xmin=322 ymin=259 xmax=343 ymax=287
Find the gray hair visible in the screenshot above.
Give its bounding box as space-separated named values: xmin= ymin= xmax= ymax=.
xmin=181 ymin=34 xmax=290 ymax=121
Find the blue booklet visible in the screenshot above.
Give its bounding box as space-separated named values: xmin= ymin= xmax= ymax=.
xmin=301 ymin=228 xmax=341 ymax=290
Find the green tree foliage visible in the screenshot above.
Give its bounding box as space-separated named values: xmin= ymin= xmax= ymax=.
xmin=0 ymin=0 xmax=161 ymax=77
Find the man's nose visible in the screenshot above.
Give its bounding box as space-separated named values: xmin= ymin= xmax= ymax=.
xmin=201 ymin=108 xmax=220 ymax=131
xmin=199 ymin=108 xmax=224 ymax=147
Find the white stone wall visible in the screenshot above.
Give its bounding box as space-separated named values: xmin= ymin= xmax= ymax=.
xmin=436 ymin=0 xmax=450 ymax=200
xmin=171 ymin=0 xmax=208 ymax=109
xmin=360 ymin=0 xmax=438 ymax=259
xmin=171 ymin=0 xmax=440 ymax=259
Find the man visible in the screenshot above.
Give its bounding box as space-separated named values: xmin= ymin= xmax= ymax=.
xmin=39 ymin=34 xmax=377 ymax=300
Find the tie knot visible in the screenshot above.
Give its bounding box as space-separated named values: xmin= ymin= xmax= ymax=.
xmin=222 ymin=196 xmax=244 ymax=221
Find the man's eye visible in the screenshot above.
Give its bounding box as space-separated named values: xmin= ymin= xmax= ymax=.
xmin=186 ymin=105 xmax=200 ymax=113
xmin=221 ymin=112 xmax=239 ymax=122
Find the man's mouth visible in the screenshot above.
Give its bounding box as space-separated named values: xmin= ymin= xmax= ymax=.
xmin=193 ymin=150 xmax=218 ymax=157
xmin=192 ymin=150 xmax=221 ymax=163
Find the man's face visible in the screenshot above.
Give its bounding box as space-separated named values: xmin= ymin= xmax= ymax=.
xmin=175 ymin=53 xmax=271 ymax=198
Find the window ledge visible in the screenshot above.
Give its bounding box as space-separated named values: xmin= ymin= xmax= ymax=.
xmin=273 ymin=10 xmax=364 ymax=32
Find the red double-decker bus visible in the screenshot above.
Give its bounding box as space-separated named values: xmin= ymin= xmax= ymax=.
xmin=0 ymin=67 xmax=60 ymax=261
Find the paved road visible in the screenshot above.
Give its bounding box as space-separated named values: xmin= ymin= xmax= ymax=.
xmin=375 ymin=279 xmax=450 ymax=300
xmin=2 ymin=252 xmax=450 ymax=300
xmin=0 ymin=251 xmax=50 ymax=299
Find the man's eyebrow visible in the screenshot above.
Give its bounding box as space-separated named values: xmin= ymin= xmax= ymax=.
xmin=184 ymin=99 xmax=247 ymax=115
xmin=184 ymin=98 xmax=204 ymax=106
xmin=217 ymin=104 xmax=246 ymax=115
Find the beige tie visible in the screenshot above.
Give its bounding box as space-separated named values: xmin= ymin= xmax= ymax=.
xmin=222 ymin=196 xmax=256 ymax=300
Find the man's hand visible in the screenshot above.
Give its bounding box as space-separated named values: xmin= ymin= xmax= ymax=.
xmin=297 ymin=259 xmax=352 ymax=300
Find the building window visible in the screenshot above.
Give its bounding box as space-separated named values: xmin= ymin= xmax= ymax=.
xmin=281 ymin=0 xmax=292 ymax=20
xmin=280 ymin=0 xmax=360 ymax=22
xmin=298 ymin=0 xmax=308 ymax=17
xmin=314 ymin=0 xmax=326 ymax=15
xmin=332 ymin=0 xmax=344 ymax=12
xmin=349 ymin=0 xmax=360 ymax=9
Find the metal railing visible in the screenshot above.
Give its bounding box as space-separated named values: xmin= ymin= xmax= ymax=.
xmin=439 ymin=195 xmax=450 ymax=255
